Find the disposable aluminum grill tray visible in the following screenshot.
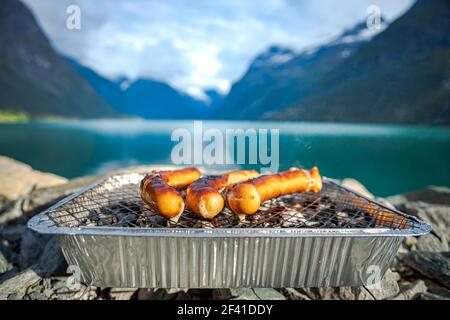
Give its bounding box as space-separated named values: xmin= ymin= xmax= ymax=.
xmin=28 ymin=172 xmax=432 ymax=288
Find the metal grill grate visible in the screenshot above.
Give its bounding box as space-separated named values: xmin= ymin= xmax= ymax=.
xmin=44 ymin=173 xmax=424 ymax=231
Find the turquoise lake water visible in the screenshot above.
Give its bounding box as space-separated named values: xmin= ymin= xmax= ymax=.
xmin=0 ymin=120 xmax=449 ymax=197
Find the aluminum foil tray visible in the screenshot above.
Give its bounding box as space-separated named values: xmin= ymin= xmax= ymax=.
xmin=28 ymin=172 xmax=432 ymax=288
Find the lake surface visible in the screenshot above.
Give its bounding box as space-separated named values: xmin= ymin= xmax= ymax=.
xmin=0 ymin=120 xmax=449 ymax=196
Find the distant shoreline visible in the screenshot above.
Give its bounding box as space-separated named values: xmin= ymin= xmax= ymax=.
xmin=0 ymin=111 xmax=139 ymax=123
xmin=1 ymin=116 xmax=449 ymax=130
xmin=0 ymin=111 xmax=29 ymax=123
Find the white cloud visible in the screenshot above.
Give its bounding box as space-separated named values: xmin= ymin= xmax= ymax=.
xmin=21 ymin=0 xmax=415 ymax=96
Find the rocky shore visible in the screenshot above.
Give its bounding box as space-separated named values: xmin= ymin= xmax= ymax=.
xmin=0 ymin=156 xmax=449 ymax=300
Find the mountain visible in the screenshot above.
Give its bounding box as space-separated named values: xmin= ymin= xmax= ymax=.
xmin=122 ymin=79 xmax=205 ymax=119
xmin=203 ymin=89 xmax=225 ymax=115
xmin=270 ymin=0 xmax=450 ymax=125
xmin=64 ymin=57 xmax=128 ymax=114
xmin=215 ymin=19 xmax=386 ymax=119
xmin=216 ymin=0 xmax=449 ymax=125
xmin=67 ymin=57 xmax=209 ymax=119
xmin=0 ymin=0 xmax=117 ymax=118
xmin=4 ymin=0 xmax=447 ymax=124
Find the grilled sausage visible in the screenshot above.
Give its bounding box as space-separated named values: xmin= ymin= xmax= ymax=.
xmin=226 ymin=167 xmax=322 ymax=219
xmin=351 ymin=197 xmax=408 ymax=229
xmin=186 ymin=170 xmax=259 ymax=220
xmin=140 ymin=167 xmax=201 ymax=220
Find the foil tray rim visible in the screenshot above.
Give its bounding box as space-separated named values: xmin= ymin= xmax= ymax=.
xmin=27 ymin=174 xmax=433 ymax=238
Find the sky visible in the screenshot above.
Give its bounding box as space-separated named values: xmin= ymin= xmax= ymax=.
xmin=21 ymin=0 xmax=415 ymax=99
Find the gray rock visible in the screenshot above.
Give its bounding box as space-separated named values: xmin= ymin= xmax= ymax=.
xmin=23 ymin=175 xmax=98 ymax=214
xmin=73 ymin=286 xmax=98 ymax=300
xmin=0 ymin=267 xmax=19 ymax=283
xmin=404 ymin=251 xmax=450 ymax=289
xmin=0 ymin=267 xmax=41 ymax=299
xmin=230 ymin=288 xmax=286 ymax=300
xmin=416 ymin=233 xmax=449 ymax=252
xmin=357 ymin=269 xmax=402 ymax=300
xmin=282 ymin=288 xmax=311 ymax=300
xmin=1 ymin=224 xmax=26 ymax=243
xmin=137 ymin=288 xmax=184 ymax=300
xmin=185 ymin=289 xmax=219 ymax=300
xmin=387 ymin=186 xmax=450 ymax=206
xmin=0 ymin=197 xmax=26 ymax=224
xmin=417 ymin=292 xmax=450 ymax=300
xmin=46 ymin=279 xmax=97 ymax=300
xmin=139 ymin=288 xmax=235 ymax=300
xmin=252 ymin=288 xmax=286 ymax=300
xmin=391 ymin=280 xmax=428 ymax=300
xmin=17 ymin=229 xmax=66 ymax=277
xmin=230 ymin=288 xmax=260 ymax=300
xmin=0 ymin=249 xmax=12 ymax=274
xmin=20 ymin=229 xmax=52 ymax=269
xmin=423 ymin=279 xmax=450 ymax=298
xmin=109 ymin=288 xmax=138 ymax=300
xmin=211 ymin=289 xmax=233 ymax=300
xmin=391 ymin=258 xmax=416 ymax=280
xmin=404 ymin=236 xmax=417 ymax=250
xmin=0 ymin=237 xmax=65 ymax=299
xmin=399 ymin=201 xmax=450 ymax=246
xmin=294 ymin=287 xmax=359 ymax=300
xmin=0 ymin=156 xmax=67 ymax=201
xmin=0 ymin=194 xmax=11 ymax=214
xmin=36 ymin=237 xmax=66 ymax=277
xmin=293 ymin=269 xmax=400 ymax=300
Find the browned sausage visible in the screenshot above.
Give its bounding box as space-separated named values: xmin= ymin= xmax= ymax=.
xmin=226 ymin=167 xmax=322 ymax=218
xmin=185 ymin=170 xmax=259 ymax=220
xmin=140 ymin=167 xmax=201 ymax=220
xmin=351 ymin=197 xmax=408 ymax=229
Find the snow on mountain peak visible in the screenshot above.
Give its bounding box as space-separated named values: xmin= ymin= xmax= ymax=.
xmin=330 ymin=17 xmax=388 ymax=46
xmin=252 ymin=46 xmax=296 ymax=68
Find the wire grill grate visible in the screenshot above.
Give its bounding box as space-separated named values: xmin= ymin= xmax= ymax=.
xmin=44 ymin=173 xmax=425 ymax=231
